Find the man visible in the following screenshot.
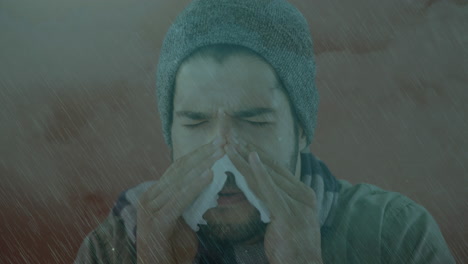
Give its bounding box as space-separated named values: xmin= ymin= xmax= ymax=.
xmin=74 ymin=0 xmax=455 ymax=263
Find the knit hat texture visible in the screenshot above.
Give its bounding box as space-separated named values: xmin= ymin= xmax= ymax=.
xmin=156 ymin=0 xmax=319 ymax=147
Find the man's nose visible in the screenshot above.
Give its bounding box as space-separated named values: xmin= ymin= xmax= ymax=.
xmin=214 ymin=110 xmax=237 ymax=139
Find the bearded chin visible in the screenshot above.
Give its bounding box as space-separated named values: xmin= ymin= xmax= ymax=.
xmin=197 ymin=210 xmax=267 ymax=245
xmin=196 ymin=137 xmax=299 ymax=245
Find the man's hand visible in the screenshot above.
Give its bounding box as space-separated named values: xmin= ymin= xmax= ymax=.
xmin=136 ymin=137 xmax=226 ymax=264
xmin=224 ymin=135 xmax=323 ymax=264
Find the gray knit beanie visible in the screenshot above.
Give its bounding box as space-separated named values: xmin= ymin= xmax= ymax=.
xmin=156 ymin=0 xmax=319 ymax=148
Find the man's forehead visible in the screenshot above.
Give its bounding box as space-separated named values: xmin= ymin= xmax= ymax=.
xmin=174 ymin=82 xmax=282 ymax=107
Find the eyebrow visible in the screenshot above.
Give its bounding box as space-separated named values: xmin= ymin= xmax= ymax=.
xmin=175 ymin=107 xmax=276 ymax=120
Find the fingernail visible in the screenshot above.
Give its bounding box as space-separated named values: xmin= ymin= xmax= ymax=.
xmin=212 ymin=148 xmax=224 ymax=158
xmin=252 ymin=152 xmax=261 ymax=163
xmin=230 ymin=134 xmax=239 ymax=144
xmin=213 ymin=136 xmax=225 ymax=146
xmin=235 ymin=136 xmax=244 ymax=144
xmin=231 ymin=144 xmax=240 ymax=154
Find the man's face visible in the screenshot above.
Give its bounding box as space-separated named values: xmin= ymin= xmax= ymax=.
xmin=171 ymin=54 xmax=306 ymax=244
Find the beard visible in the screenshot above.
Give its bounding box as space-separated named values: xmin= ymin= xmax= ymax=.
xmin=198 ymin=207 xmax=267 ymax=245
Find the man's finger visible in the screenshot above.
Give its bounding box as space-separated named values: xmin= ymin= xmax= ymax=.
xmin=235 ymin=138 xmax=299 ymax=186
xmin=235 ymin=142 xmax=315 ymax=207
xmin=262 ymin=165 xmax=317 ymax=208
xmin=225 ymin=144 xmax=289 ymax=216
xmin=146 ymin=153 xmax=223 ymax=213
xmin=141 ymin=137 xmax=225 ymax=204
xmin=248 ymin=151 xmax=292 ymax=217
xmin=160 ymin=169 xmax=214 ymax=219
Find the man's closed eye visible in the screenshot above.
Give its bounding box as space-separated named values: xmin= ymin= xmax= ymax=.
xmin=183 ymin=120 xmax=271 ymax=128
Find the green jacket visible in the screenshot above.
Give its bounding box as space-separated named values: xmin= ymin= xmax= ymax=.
xmin=74 ymin=153 xmax=455 ymax=263
xmin=321 ymin=179 xmax=455 ymax=263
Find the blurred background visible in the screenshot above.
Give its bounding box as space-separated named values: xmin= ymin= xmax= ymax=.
xmin=0 ymin=0 xmax=466 ymax=263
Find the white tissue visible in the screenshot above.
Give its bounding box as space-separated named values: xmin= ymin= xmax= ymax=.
xmin=182 ymin=155 xmax=271 ymax=231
